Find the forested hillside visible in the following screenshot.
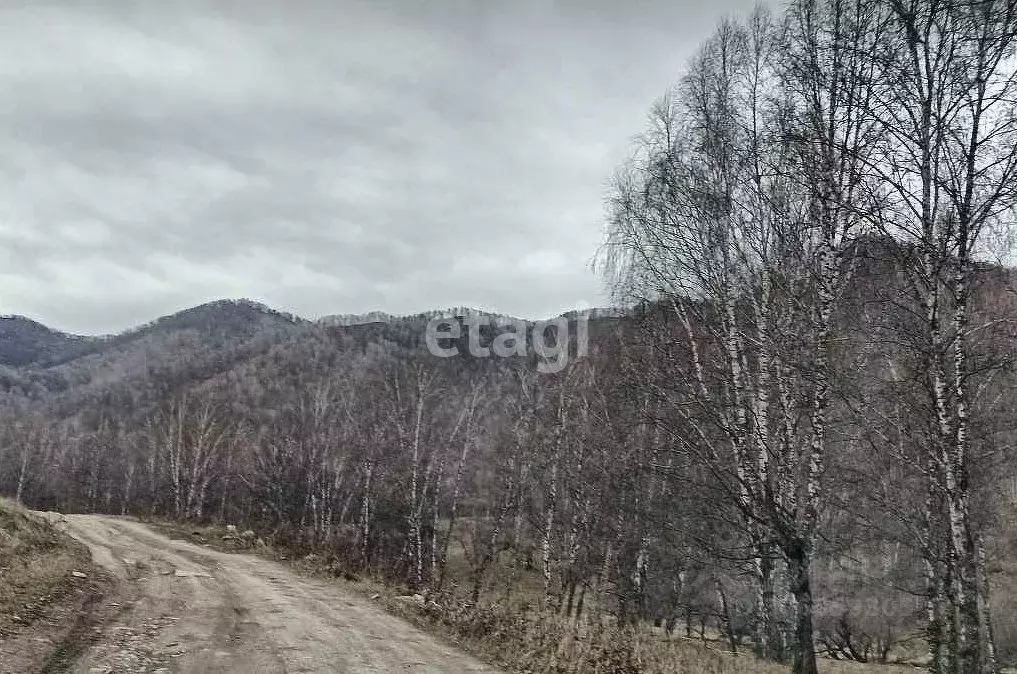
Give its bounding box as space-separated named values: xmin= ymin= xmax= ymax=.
xmin=0 ymin=316 xmax=99 ymax=369
xmin=2 ymin=246 xmax=1016 ymax=672
xmin=595 ymin=0 xmax=1017 ymax=670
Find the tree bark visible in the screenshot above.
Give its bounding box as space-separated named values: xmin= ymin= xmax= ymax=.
xmin=788 ymin=543 xmax=818 ymax=674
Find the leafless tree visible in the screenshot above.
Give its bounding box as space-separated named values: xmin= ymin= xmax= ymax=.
xmin=600 ymin=2 xmax=888 ymax=671
xmin=859 ymin=2 xmax=1017 ymax=671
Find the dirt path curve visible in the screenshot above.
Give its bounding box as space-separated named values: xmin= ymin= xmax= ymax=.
xmin=41 ymin=514 xmax=498 ymax=674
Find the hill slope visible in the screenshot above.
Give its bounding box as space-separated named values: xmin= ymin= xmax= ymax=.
xmin=0 ymin=499 xmax=109 ymax=673
xmin=0 ymin=316 xmax=99 ymax=368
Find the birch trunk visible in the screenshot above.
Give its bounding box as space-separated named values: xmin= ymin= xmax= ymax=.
xmin=976 ymin=538 xmax=998 ymax=674
xmin=359 ymin=461 xmax=374 ymax=565
xmin=407 ymin=376 xmax=427 ymax=588
xmin=714 ymin=575 xmax=738 ymax=655
xmin=542 ymin=387 xmax=566 ymax=608
xmin=788 ymin=543 xmax=818 ymax=674
xmin=14 ymin=448 xmax=29 ymax=504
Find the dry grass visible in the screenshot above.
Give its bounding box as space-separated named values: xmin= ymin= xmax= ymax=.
xmin=146 ymin=518 xmax=922 ymax=673
xmin=386 ymin=597 xmax=921 ymax=674
xmin=0 ymin=498 xmax=93 ymax=637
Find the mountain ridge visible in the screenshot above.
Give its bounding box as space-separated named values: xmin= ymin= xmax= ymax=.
xmin=0 ymin=299 xmax=621 ymax=369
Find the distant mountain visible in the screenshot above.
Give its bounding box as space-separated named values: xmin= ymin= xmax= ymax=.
xmin=0 ymin=299 xmax=311 ymax=408
xmin=0 ymin=315 xmax=99 ymax=368
xmin=0 ymin=299 xmax=625 ymax=413
xmin=317 ymin=307 xmax=525 ymax=327
xmin=114 ymin=299 xmax=306 ymax=338
xmin=318 ymin=311 xmax=402 ymax=327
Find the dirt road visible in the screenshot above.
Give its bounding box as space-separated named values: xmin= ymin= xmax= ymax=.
xmin=42 ymin=514 xmax=498 ymax=674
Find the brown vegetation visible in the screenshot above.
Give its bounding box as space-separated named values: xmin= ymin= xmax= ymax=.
xmin=2 ymin=2 xmax=1017 ymax=673
xmin=0 ymin=499 xmax=111 ymax=673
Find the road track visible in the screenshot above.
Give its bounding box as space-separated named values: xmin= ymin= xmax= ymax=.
xmin=45 ymin=514 xmax=496 ymax=674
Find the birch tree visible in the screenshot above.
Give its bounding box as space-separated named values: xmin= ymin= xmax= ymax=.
xmin=862 ymin=2 xmax=1017 ymax=670
xmin=601 ymin=3 xmax=884 ymax=670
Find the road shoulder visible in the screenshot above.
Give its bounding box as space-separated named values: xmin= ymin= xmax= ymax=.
xmin=0 ymin=501 xmax=119 ymax=674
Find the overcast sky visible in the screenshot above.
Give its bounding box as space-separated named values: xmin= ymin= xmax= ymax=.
xmin=0 ymin=0 xmax=757 ymax=335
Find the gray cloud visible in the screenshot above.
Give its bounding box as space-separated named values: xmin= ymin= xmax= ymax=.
xmin=0 ymin=0 xmax=757 ymax=335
